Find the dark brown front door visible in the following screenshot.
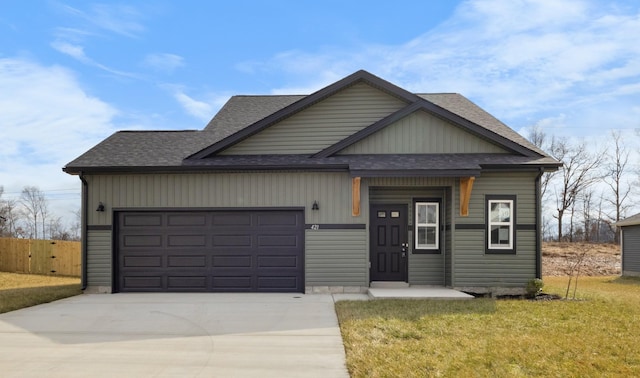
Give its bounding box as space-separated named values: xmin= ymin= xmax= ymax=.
xmin=370 ymin=204 xmax=408 ymax=282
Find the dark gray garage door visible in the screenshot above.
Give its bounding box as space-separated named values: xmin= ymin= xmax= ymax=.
xmin=116 ymin=210 xmax=304 ymax=293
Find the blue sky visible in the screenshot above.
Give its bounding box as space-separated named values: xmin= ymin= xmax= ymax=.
xmin=1 ymin=0 xmax=640 ymax=227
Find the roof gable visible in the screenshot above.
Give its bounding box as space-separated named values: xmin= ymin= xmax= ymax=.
xmin=186 ymin=70 xmax=418 ymax=159
xmin=314 ymin=97 xmax=541 ymax=158
xmin=334 ymin=109 xmax=509 ymax=155
xmin=219 ymin=82 xmax=407 ymax=155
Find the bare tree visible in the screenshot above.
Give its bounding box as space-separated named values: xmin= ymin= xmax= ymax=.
xmin=581 ymin=190 xmax=593 ymax=242
xmin=552 ymin=139 xmax=604 ymax=241
xmin=69 ymin=208 xmax=81 ymax=241
xmin=603 ymin=131 xmax=634 ymax=243
xmin=20 ymin=186 xmax=48 ymax=239
xmin=0 ymin=186 xmax=7 ymax=236
xmin=527 ymin=126 xmax=559 ymax=200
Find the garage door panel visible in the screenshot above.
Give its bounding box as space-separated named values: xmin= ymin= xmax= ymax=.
xmin=258 ymin=235 xmax=298 ymax=247
xmin=167 ymin=234 xmax=207 ymax=247
xmin=212 ymin=213 xmax=252 ymax=226
xmin=167 ymin=255 xmax=207 ymax=268
xmin=122 ymin=234 xmax=163 ymax=248
xmin=258 ymin=256 xmax=298 ymax=268
xmin=122 ymin=276 xmax=163 ymax=290
xmin=257 ymin=276 xmax=298 ymax=291
xmin=212 ymin=255 xmax=252 ymax=268
xmin=123 ymin=214 xmax=163 ymax=227
xmin=167 ymin=276 xmax=207 ymax=290
xmin=212 ymin=276 xmax=253 ymax=291
xmin=212 ymin=234 xmax=253 ymax=247
xmin=167 ymin=214 xmax=207 ymax=226
xmin=123 ymin=255 xmax=163 ymax=268
xmin=117 ymin=210 xmax=303 ymax=293
xmin=257 ymin=213 xmax=300 ymax=226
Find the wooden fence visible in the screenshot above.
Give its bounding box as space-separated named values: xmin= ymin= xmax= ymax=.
xmin=0 ymin=238 xmax=81 ymax=277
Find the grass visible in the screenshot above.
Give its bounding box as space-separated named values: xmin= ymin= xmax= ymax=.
xmin=336 ymin=276 xmax=640 ymax=377
xmin=0 ymin=272 xmax=82 ymax=314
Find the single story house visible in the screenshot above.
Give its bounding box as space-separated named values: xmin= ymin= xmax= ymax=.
xmin=63 ymin=70 xmax=561 ymax=295
xmin=615 ymin=213 xmax=640 ymax=277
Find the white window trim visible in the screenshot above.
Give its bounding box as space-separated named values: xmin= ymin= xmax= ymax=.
xmin=488 ymin=199 xmax=513 ymax=250
xmin=415 ymin=202 xmax=439 ymax=250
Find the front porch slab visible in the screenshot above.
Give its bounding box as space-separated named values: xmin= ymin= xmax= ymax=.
xmin=367 ymin=285 xmax=474 ymax=300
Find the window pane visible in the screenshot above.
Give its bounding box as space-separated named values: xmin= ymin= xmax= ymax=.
xmin=491 ymin=225 xmax=511 ymax=245
xmin=417 ymin=205 xmax=426 ymax=224
xmin=427 ymin=205 xmax=437 ymax=223
xmin=391 ymin=211 xmax=400 ymax=218
xmin=491 ymin=202 xmax=512 ymax=222
xmin=417 ymin=226 xmax=436 ymax=248
xmin=426 ymin=227 xmax=436 ymax=245
xmin=377 ymin=211 xmax=386 ymax=218
xmin=418 ymin=227 xmax=427 ymax=245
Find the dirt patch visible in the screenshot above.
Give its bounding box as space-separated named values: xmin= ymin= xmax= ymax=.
xmin=542 ymin=242 xmax=621 ymax=276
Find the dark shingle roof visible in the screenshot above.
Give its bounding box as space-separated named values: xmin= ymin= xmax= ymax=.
xmin=204 ymin=95 xmax=304 ymax=133
xmin=182 ymin=153 xmax=559 ymax=176
xmin=63 ymin=70 xmax=560 ymax=174
xmin=418 ymin=94 xmax=547 ymax=156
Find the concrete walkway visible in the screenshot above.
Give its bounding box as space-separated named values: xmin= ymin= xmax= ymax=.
xmin=0 ymin=293 xmax=349 ymax=378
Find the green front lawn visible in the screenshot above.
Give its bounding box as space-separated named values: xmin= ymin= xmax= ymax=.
xmin=336 ymin=276 xmax=640 ymax=377
xmin=0 ymin=272 xmax=82 ymax=314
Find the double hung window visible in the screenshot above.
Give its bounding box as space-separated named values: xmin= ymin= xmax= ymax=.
xmin=415 ymin=201 xmax=439 ymax=252
xmin=487 ymin=196 xmax=515 ymax=253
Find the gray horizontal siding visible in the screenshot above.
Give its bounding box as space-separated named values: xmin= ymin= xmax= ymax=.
xmin=305 ymin=229 xmax=368 ymax=286
xmin=451 ymin=172 xmax=538 ymax=287
xmin=221 ymin=82 xmax=406 ymax=155
xmin=340 ymin=110 xmax=507 ymax=154
xmin=453 ymin=229 xmax=536 ymax=287
xmin=409 ymin=254 xmax=444 ymax=285
xmin=623 ymin=226 xmax=640 ymax=274
xmin=87 ymin=230 xmax=111 ymax=287
xmin=456 ymin=172 xmax=537 ymax=225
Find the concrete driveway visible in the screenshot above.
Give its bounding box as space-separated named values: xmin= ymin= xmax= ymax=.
xmin=0 ymin=293 xmax=349 ymax=377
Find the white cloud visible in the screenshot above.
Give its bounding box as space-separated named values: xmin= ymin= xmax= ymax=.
xmin=238 ymin=0 xmax=640 ymax=139
xmin=50 ymin=40 xmax=90 ymax=63
xmin=50 ymin=39 xmax=139 ymax=79
xmin=142 ymin=53 xmax=185 ymax=73
xmin=0 ymin=57 xmax=118 ymax=225
xmin=57 ymin=3 xmax=144 ymax=38
xmin=173 ymin=91 xmax=213 ymax=121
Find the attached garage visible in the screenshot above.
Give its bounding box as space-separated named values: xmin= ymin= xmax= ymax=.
xmin=115 ymin=209 xmax=305 ymax=292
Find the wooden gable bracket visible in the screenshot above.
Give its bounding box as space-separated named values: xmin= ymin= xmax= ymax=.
xmin=352 ymin=177 xmax=361 ymax=216
xmin=460 ymin=177 xmax=475 ymax=217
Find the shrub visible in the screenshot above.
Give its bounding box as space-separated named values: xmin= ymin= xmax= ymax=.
xmin=525 ymin=278 xmax=544 ymax=298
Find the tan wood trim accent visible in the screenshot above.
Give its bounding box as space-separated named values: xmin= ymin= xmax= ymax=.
xmin=460 ymin=177 xmax=475 ymax=217
xmin=352 ymin=177 xmax=361 ymax=216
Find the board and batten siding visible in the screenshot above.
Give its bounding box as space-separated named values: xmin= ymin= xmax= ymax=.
xmin=85 ymin=171 xmax=367 ymax=290
xmin=220 ymin=82 xmax=407 ymax=155
xmin=339 ymin=110 xmax=508 ymax=155
xmin=622 ymin=225 xmax=640 ymax=276
xmin=452 ymin=171 xmax=538 ymax=288
xmin=87 ymin=172 xmax=360 ymax=225
xmin=305 ymin=230 xmax=368 ymax=287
